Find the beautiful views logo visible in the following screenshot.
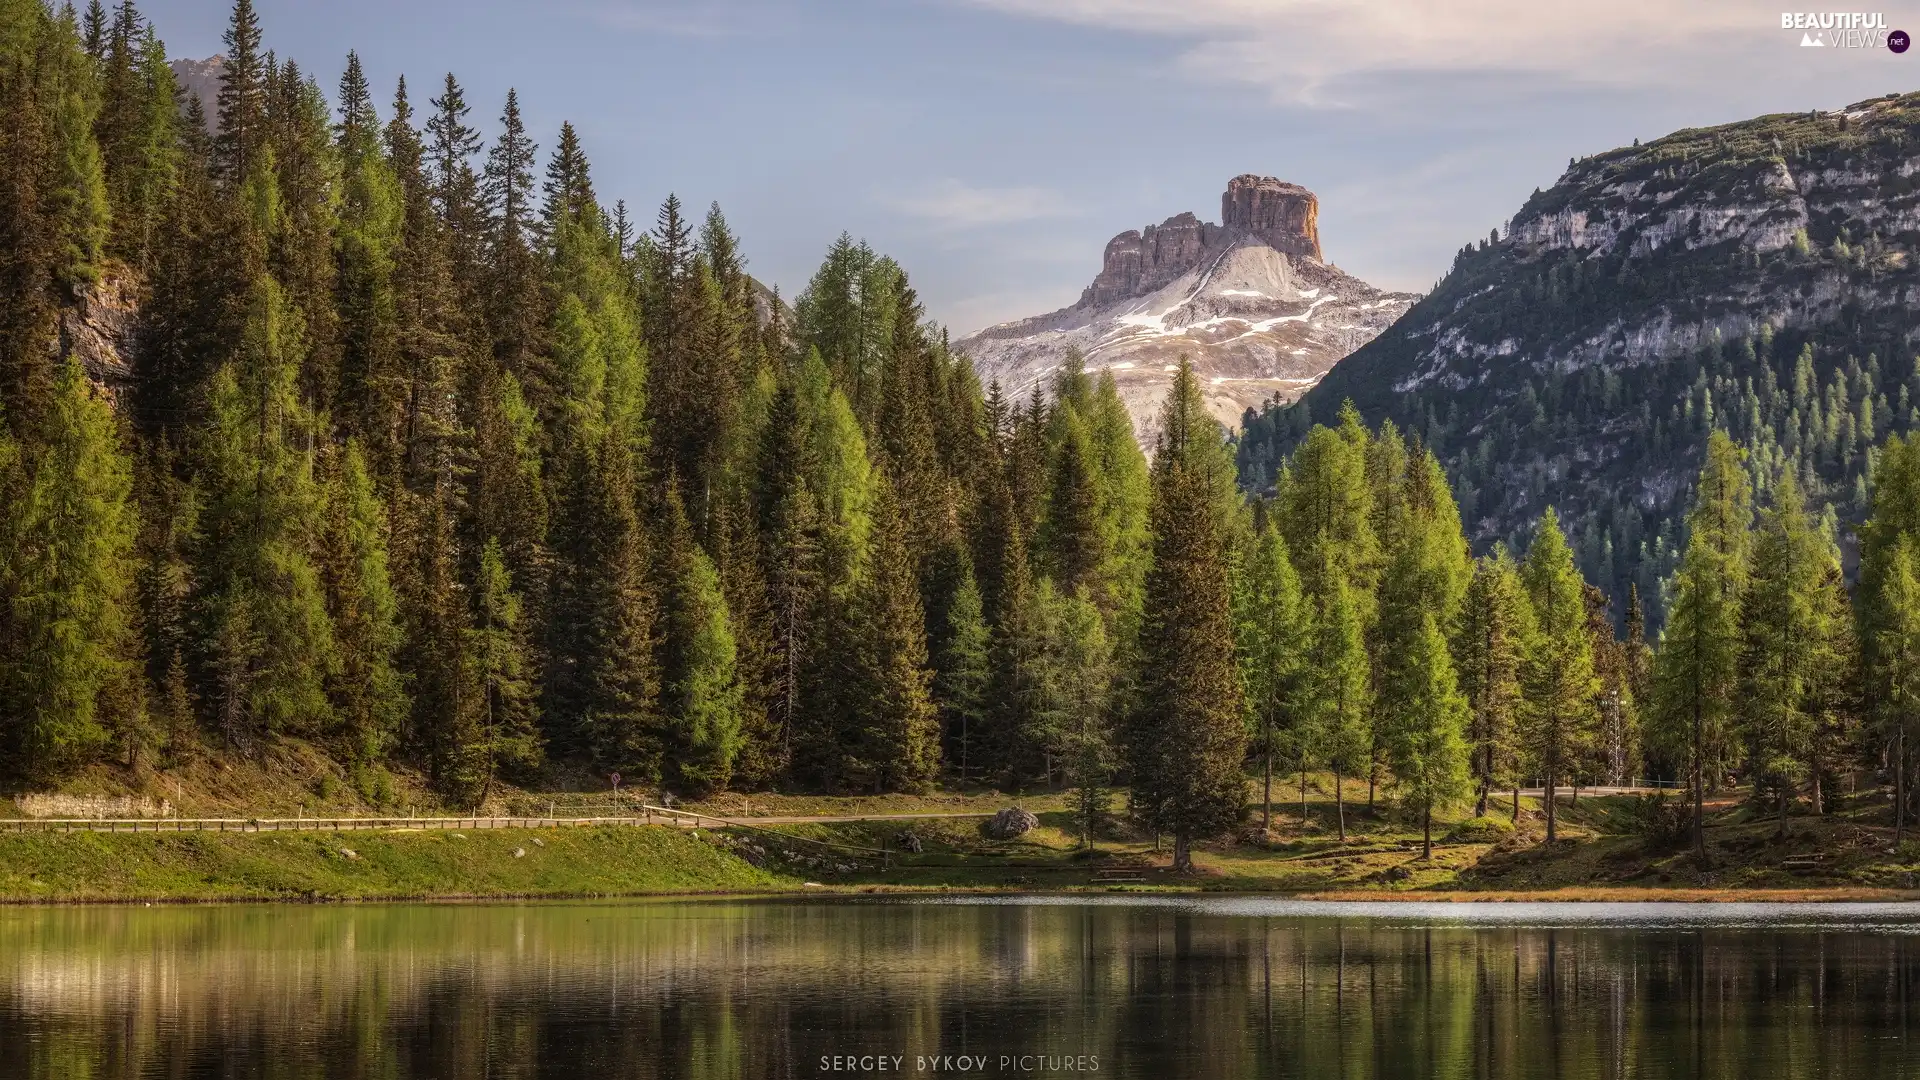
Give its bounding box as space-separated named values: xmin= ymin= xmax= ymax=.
xmin=1780 ymin=11 xmax=1901 ymax=48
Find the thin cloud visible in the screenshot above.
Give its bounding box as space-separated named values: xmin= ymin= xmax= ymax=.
xmin=582 ymin=0 xmax=799 ymax=38
xmin=884 ymin=179 xmax=1079 ymax=229
xmin=958 ymin=1 xmax=1786 ymax=106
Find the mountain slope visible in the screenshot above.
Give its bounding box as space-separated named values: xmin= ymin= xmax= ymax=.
xmin=958 ymin=175 xmax=1415 ymax=436
xmin=1239 ymin=92 xmax=1920 ymax=625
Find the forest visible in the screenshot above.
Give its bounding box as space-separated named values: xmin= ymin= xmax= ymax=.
xmin=6 ymin=0 xmax=1920 ymax=871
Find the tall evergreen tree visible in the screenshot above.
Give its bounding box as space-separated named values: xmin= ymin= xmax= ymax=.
xmin=1457 ymin=548 xmax=1530 ymax=817
xmin=1519 ymin=509 xmax=1597 ymax=844
xmin=1233 ymin=516 xmax=1308 ymax=833
xmin=1648 ymin=431 xmax=1751 ymax=859
xmin=320 ymin=440 xmax=407 ymax=763
xmin=1126 ymin=361 xmax=1248 ymax=871
xmin=0 ymin=359 xmax=143 ymax=780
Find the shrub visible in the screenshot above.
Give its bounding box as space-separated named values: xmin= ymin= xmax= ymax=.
xmin=1616 ymin=793 xmax=1691 ymax=852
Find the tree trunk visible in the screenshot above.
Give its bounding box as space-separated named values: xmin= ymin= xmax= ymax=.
xmin=1422 ymin=807 xmax=1433 ymax=861
xmin=1172 ymin=832 xmax=1192 ymax=873
xmin=1474 ymin=743 xmax=1490 ymax=819
xmin=1367 ymin=762 xmax=1377 ymax=815
xmin=1544 ymin=757 xmax=1558 ymax=844
xmin=1301 ymin=764 xmax=1310 ymax=831
xmin=1570 ymin=779 xmax=1579 ymax=808
xmin=1335 ymin=767 xmax=1347 ymax=842
xmin=1511 ymin=784 xmax=1519 ymax=821
xmin=1898 ymin=729 xmax=1907 ymax=850
xmin=1263 ymin=734 xmax=1273 ymax=836
xmin=1691 ymin=693 xmax=1707 ymax=864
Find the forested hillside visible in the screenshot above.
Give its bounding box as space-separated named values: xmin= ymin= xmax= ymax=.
xmin=1239 ymin=93 xmax=1920 ymax=629
xmin=11 ymin=0 xmax=1920 ymax=862
xmin=0 ymin=0 xmax=1177 ymax=810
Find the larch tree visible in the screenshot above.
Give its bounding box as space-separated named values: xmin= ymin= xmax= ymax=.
xmin=1519 ymin=509 xmax=1596 ymax=844
xmin=1648 ymin=431 xmax=1751 ymax=860
xmin=1457 ymin=547 xmax=1530 ymax=818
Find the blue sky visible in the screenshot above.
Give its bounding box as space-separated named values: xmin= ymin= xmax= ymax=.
xmin=140 ymin=1 xmax=1916 ymax=333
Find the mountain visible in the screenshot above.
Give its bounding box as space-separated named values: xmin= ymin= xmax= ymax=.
xmin=168 ymin=55 xmax=223 ymax=124
xmin=956 ymin=175 xmax=1417 ymax=436
xmin=1239 ymin=92 xmax=1920 ymax=625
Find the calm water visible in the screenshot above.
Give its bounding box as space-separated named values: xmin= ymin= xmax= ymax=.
xmin=3 ymin=897 xmax=1920 ymax=1078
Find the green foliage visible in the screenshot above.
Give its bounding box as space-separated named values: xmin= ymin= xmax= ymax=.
xmin=0 ymin=359 xmax=141 ymax=779
xmin=1456 ymin=548 xmax=1531 ymax=813
xmin=320 ymin=441 xmax=407 ymax=762
xmin=1126 ymin=360 xmax=1248 ymax=869
xmin=1519 ymin=509 xmax=1598 ymax=841
xmin=655 ymin=487 xmax=742 ymax=795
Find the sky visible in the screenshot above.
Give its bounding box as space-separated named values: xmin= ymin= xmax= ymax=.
xmin=140 ymin=1 xmax=1917 ymax=334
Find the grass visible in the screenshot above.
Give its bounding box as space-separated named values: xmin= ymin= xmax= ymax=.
xmin=0 ymin=825 xmax=793 ymax=903
xmin=11 ymin=763 xmax=1920 ymax=904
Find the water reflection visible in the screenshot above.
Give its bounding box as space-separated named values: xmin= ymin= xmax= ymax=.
xmin=0 ymin=898 xmax=1917 ymax=1078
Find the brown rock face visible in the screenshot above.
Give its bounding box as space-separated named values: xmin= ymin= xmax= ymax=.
xmin=1080 ymin=176 xmax=1321 ymax=308
xmin=1082 ymin=212 xmax=1223 ymax=307
xmin=1222 ymin=174 xmax=1320 ymax=261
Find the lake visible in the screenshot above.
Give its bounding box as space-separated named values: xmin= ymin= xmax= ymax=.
xmin=2 ymin=897 xmax=1919 ymax=1078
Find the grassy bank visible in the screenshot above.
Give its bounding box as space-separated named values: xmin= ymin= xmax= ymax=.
xmin=0 ymin=825 xmax=793 ymax=902
xmin=12 ymin=765 xmax=1920 ymax=903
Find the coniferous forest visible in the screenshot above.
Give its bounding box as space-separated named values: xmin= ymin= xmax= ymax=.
xmin=11 ymin=0 xmax=1920 ymax=869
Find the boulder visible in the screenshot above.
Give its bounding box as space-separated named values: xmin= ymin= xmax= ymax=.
xmin=983 ymin=807 xmax=1040 ymax=840
xmin=893 ymin=830 xmax=923 ymax=854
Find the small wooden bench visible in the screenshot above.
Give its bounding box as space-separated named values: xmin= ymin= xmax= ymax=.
xmin=1780 ymin=854 xmax=1825 ymax=870
xmin=1093 ymin=868 xmax=1148 ymax=884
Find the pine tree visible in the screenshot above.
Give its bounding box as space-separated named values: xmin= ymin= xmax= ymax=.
xmin=1126 ymin=361 xmax=1248 ymax=871
xmin=1519 ymin=509 xmax=1597 ymax=844
xmin=538 ymin=120 xmax=596 ymax=240
xmin=0 ymin=359 xmax=143 ymax=780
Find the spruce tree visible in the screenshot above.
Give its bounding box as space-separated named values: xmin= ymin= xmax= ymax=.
xmin=839 ymin=476 xmax=941 ymax=792
xmin=1126 ymin=361 xmax=1248 ymax=871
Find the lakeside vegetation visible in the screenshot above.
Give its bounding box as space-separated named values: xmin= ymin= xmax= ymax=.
xmin=7 ymin=0 xmax=1920 ymax=904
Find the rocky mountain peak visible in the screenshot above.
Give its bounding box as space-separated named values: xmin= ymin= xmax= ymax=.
xmin=958 ymin=175 xmax=1414 ymax=437
xmin=1222 ymin=174 xmax=1320 ymax=261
